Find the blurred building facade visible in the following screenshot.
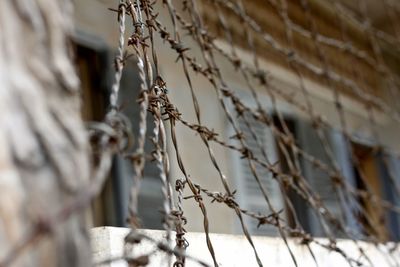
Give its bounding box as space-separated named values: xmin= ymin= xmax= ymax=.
xmin=73 ymin=0 xmax=400 ymax=241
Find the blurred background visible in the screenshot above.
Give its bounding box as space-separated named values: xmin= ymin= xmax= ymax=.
xmin=73 ymin=0 xmax=400 ymax=243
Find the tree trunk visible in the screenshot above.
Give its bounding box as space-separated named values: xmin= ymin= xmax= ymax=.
xmin=0 ymin=0 xmax=91 ymax=266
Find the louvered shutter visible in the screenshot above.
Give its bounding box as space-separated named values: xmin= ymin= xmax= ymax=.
xmin=377 ymin=153 xmax=400 ymax=240
xmin=236 ymin=114 xmax=285 ymax=236
xmin=330 ymin=130 xmax=361 ymax=237
xmin=296 ymin=120 xmax=345 ymax=236
xmin=112 ymin=61 xmax=164 ymax=229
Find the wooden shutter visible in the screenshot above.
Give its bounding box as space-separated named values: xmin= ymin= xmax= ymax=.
xmin=235 ymin=114 xmax=284 ymax=236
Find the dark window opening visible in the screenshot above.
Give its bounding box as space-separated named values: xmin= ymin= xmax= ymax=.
xmin=75 ymin=41 xmax=164 ymax=229
xmin=272 ymin=115 xmax=311 ymax=233
xmin=351 ymin=142 xmax=395 ymax=242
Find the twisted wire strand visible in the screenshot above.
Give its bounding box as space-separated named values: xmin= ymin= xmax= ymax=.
xmin=173 ymin=178 xmax=189 ymax=267
xmin=110 ymin=1 xmax=127 ymax=109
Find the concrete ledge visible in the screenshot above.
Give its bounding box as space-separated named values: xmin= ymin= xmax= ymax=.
xmin=91 ymin=227 xmax=400 ymax=266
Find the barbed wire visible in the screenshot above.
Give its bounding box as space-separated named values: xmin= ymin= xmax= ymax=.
xmin=106 ymin=0 xmax=400 ymax=266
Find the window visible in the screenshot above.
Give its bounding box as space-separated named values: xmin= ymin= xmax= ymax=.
xmin=232 ymin=97 xmax=358 ymax=237
xmin=234 ymin=112 xmax=284 ymax=236
xmin=295 ymin=120 xmax=357 ymax=237
xmin=351 ymin=142 xmax=400 ymax=241
xmin=233 ymin=99 xmax=400 ymax=240
xmin=272 ymin=115 xmax=309 ymax=233
xmin=384 ymin=153 xmax=400 ymax=241
xmin=75 ymin=38 xmax=164 ymax=229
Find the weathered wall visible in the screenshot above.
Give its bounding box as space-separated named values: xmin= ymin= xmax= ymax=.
xmin=0 ymin=0 xmax=91 ymax=266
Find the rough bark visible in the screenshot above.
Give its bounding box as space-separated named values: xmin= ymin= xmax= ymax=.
xmin=0 ymin=0 xmax=91 ymax=266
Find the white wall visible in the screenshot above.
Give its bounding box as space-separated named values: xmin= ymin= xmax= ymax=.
xmin=92 ymin=227 xmax=400 ymax=267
